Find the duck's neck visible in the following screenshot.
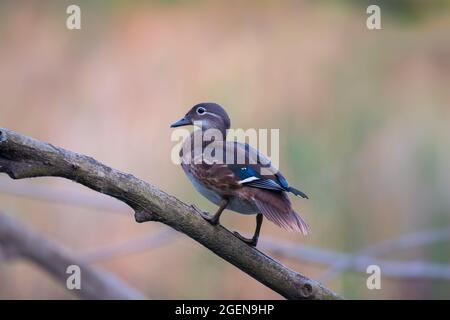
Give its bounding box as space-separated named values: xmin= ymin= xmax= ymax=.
xmin=199 ymin=123 xmax=228 ymax=142
xmin=188 ymin=127 xmax=226 ymax=149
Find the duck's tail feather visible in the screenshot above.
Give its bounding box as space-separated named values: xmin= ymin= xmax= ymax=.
xmin=288 ymin=186 xmax=309 ymax=199
xmin=253 ymin=193 xmax=310 ymax=235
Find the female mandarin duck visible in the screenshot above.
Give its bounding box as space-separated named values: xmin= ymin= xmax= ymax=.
xmin=170 ymin=103 xmax=309 ymax=246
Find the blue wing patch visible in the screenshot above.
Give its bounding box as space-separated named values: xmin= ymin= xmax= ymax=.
xmin=243 ymin=179 xmax=285 ymax=191
xmin=234 ymin=166 xmax=286 ymax=191
xmin=276 ymin=173 xmax=289 ymax=189
xmin=229 ymin=165 xmax=308 ymax=198
xmin=235 ymin=166 xmax=261 ymax=181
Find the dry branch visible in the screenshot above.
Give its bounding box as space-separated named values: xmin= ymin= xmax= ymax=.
xmin=78 ymin=230 xmax=450 ymax=282
xmin=0 ymin=212 xmax=144 ymax=299
xmin=3 ymin=180 xmax=450 ymax=284
xmin=0 ymin=128 xmax=341 ymax=300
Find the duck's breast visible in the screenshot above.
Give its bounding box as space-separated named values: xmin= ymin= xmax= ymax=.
xmin=182 ymin=163 xmax=223 ymax=206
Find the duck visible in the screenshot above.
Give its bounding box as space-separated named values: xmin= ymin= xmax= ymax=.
xmin=170 ymin=102 xmax=309 ymax=246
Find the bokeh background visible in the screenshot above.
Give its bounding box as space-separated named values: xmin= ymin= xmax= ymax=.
xmin=1 ymin=0 xmax=450 ymax=299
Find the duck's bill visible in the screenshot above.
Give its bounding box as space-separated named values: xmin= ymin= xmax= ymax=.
xmin=170 ymin=117 xmax=191 ymax=128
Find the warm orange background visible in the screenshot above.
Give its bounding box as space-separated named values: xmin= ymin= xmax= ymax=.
xmin=0 ymin=0 xmax=449 ymax=299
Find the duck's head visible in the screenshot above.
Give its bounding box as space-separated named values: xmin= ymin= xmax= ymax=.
xmin=170 ymin=103 xmax=231 ymax=134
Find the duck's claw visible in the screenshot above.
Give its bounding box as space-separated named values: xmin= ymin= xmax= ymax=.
xmin=201 ymin=211 xmax=221 ymax=225
xmin=191 ymin=204 xmax=220 ymax=225
xmin=190 ymin=204 xmax=203 ymax=212
xmin=198 ymin=210 xmax=211 ymax=219
xmin=233 ymin=231 xmax=258 ymax=247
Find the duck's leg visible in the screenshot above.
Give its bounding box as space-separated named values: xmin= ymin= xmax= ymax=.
xmin=199 ymin=198 xmax=228 ymax=225
xmin=234 ymin=213 xmax=263 ymax=247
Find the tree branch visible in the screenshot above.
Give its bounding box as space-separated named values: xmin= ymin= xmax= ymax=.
xmin=0 ymin=128 xmax=341 ymax=300
xmin=0 ymin=212 xmax=145 ymax=299
xmin=3 ymin=180 xmax=449 ymax=284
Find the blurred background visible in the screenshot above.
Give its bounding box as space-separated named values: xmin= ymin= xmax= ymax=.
xmin=0 ymin=0 xmax=449 ymax=299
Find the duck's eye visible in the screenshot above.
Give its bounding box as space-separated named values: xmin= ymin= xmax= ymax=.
xmin=196 ymin=107 xmax=206 ymax=115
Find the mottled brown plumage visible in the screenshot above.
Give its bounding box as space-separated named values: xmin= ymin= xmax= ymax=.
xmin=171 ymin=103 xmax=309 ymax=246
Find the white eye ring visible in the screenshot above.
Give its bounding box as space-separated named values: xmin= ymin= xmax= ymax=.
xmin=196 ymin=107 xmax=206 ymax=115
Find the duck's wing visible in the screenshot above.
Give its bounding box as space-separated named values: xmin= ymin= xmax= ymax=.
xmin=201 ymin=141 xmax=310 ymax=234
xmin=223 ymin=141 xmax=308 ymax=199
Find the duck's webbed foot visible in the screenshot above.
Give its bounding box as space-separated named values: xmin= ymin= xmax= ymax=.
xmin=191 ymin=204 xmax=213 ymax=221
xmin=193 ymin=199 xmax=229 ymax=226
xmin=199 ymin=210 xmax=220 ymax=225
xmin=233 ymin=231 xmax=258 ymax=247
xmin=233 ymin=214 xmax=263 ymax=247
